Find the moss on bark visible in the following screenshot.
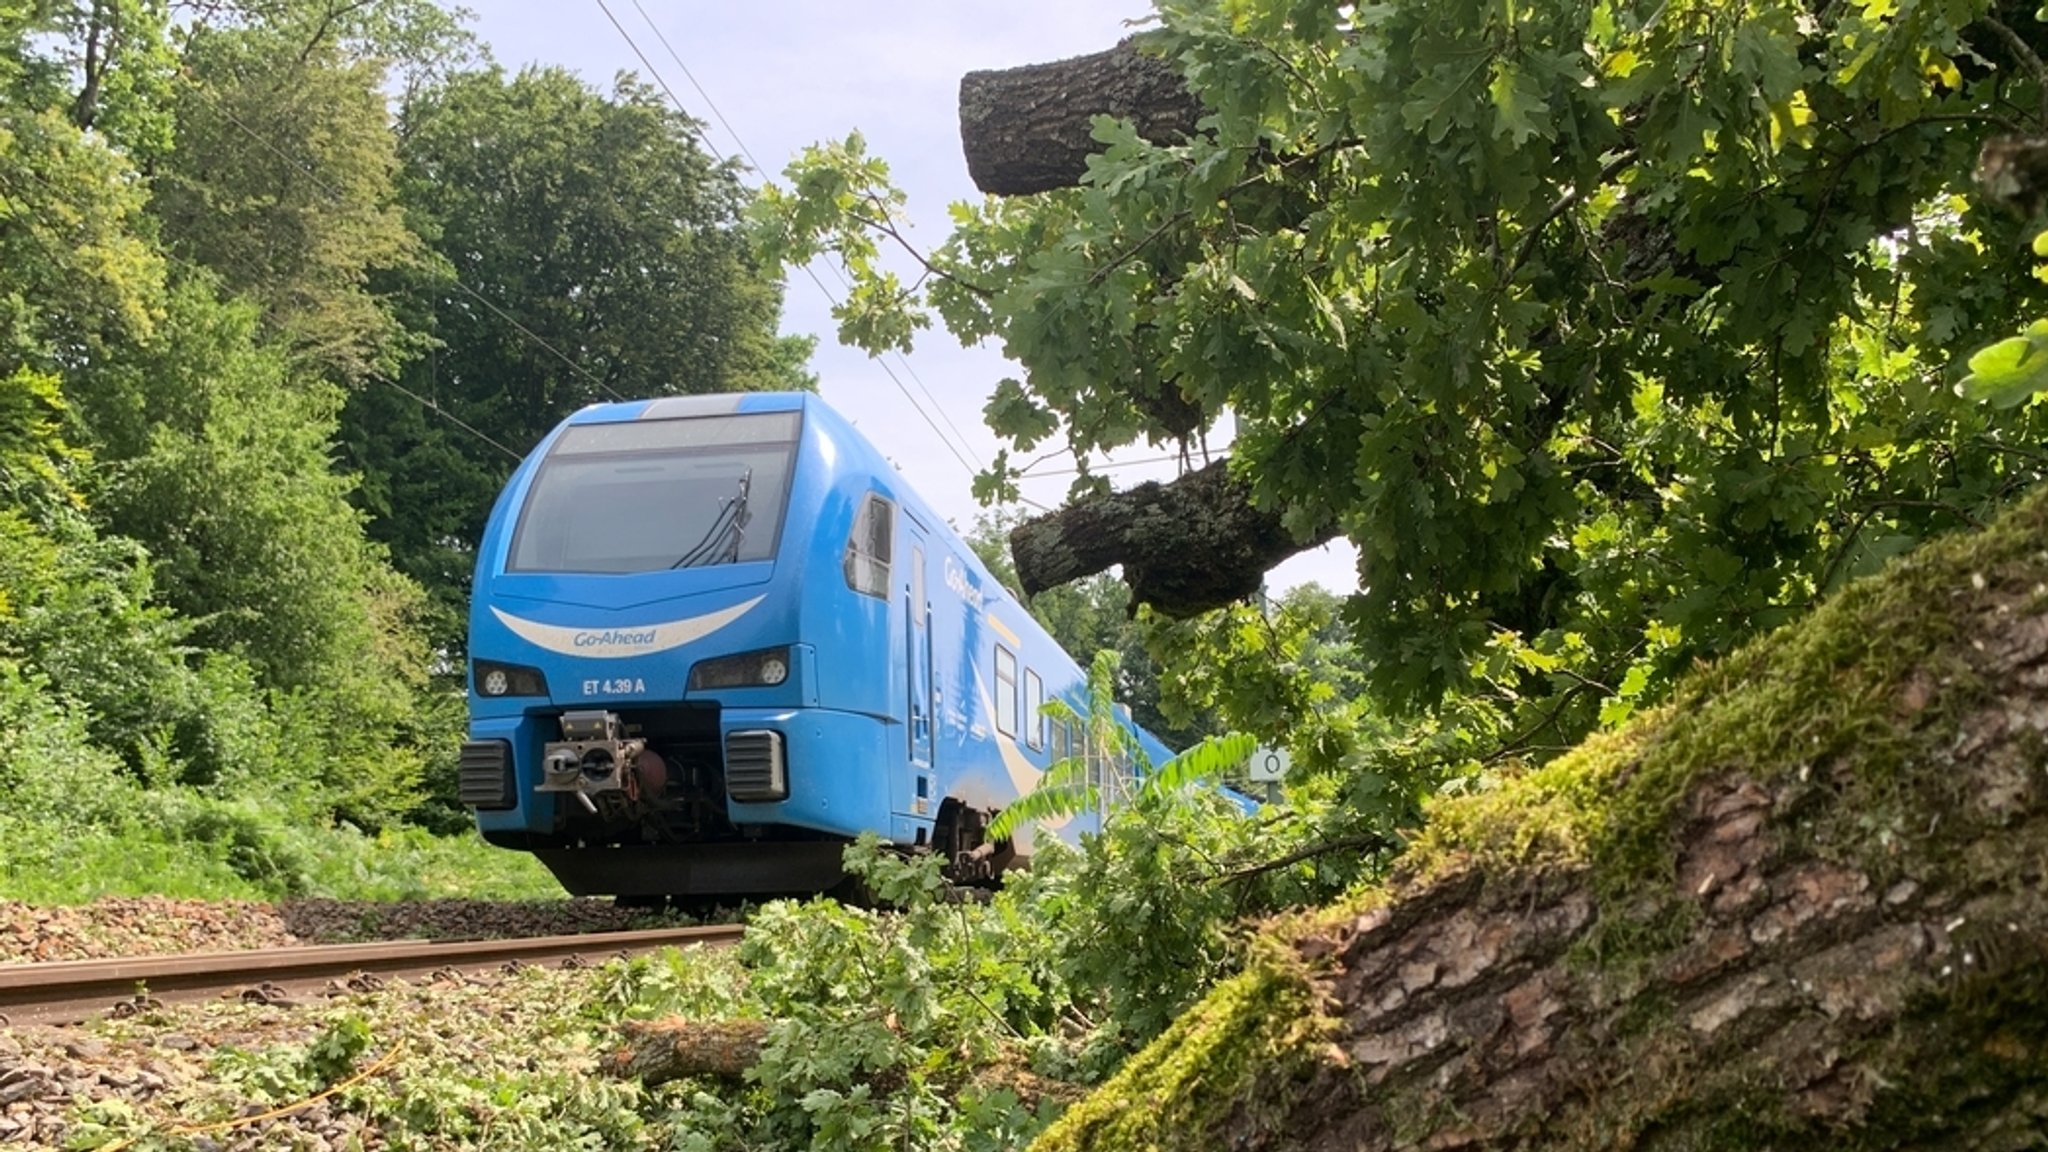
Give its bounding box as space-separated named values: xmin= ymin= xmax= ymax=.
xmin=1034 ymin=485 xmax=2048 ymax=1150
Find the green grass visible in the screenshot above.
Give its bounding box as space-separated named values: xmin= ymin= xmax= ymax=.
xmin=0 ymin=794 xmax=559 ymax=904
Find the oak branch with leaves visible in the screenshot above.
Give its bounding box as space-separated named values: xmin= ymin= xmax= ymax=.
xmin=751 ymin=0 xmax=2048 ymax=756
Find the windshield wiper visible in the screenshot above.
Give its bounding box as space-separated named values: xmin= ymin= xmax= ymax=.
xmin=671 ymin=469 xmax=753 ymax=569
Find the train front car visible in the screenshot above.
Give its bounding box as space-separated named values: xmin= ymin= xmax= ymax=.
xmin=459 ymin=393 xmax=901 ymax=897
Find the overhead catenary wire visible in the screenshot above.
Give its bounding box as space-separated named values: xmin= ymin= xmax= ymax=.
xmin=591 ymin=0 xmax=997 ymax=491
xmin=619 ymin=0 xmax=986 ymax=467
xmin=378 ymin=376 xmax=526 ymax=463
xmin=1021 ymin=453 xmax=1184 ymax=478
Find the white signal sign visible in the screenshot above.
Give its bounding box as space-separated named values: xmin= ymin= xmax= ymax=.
xmin=1247 ymin=746 xmax=1292 ymax=783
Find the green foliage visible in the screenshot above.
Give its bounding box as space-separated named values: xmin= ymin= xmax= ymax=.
xmin=987 ymin=648 xmax=1252 ymax=840
xmin=623 ymin=797 xmax=1343 ymax=1147
xmin=73 ymin=280 xmax=442 ymax=826
xmin=1959 ymin=319 xmax=2048 ymax=406
xmin=153 ymin=18 xmax=428 ymax=387
xmin=1957 ymin=232 xmax=2048 ymax=406
xmin=0 ymin=103 xmax=164 ymax=368
xmin=634 ymin=840 xmax=1074 ymax=1151
xmin=757 ymin=0 xmax=2048 ymax=798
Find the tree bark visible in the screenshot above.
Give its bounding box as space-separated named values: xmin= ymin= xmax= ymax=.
xmin=959 ymin=37 xmax=1205 ymax=197
xmin=603 ymin=1018 xmax=769 ymax=1085
xmin=1009 ymin=457 xmax=1336 ymax=617
xmin=1035 ymin=490 xmax=2048 ymax=1151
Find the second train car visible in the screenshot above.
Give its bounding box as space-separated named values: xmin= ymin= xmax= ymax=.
xmin=456 ymin=392 xmax=1169 ymax=897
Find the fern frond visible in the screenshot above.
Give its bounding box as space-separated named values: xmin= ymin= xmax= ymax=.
xmin=988 ymin=780 xmax=1100 ymax=842
xmin=1142 ymin=732 xmax=1257 ymax=798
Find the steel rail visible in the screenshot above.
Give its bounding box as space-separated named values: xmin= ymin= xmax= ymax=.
xmin=0 ymin=924 xmax=745 ymax=1026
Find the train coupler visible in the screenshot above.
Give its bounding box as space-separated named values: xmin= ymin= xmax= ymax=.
xmin=537 ymin=710 xmax=667 ymax=817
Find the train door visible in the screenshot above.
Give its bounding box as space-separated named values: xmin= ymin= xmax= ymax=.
xmin=903 ymin=516 xmax=935 ymax=818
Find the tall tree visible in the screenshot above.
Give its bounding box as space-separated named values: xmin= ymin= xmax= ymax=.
xmin=151 ymin=14 xmax=426 ymax=388
xmin=356 ymin=64 xmax=814 ymax=650
xmin=0 ymin=1 xmax=440 ymax=824
xmin=0 ymin=3 xmax=167 ymax=377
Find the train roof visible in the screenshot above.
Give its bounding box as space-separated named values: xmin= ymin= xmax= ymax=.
xmin=560 ymin=393 xmax=814 ymax=425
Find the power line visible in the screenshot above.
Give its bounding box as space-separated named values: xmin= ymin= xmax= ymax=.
xmin=1021 ymin=454 xmax=1185 ymax=479
xmin=379 ymin=376 xmax=526 ymax=463
xmin=595 ymin=0 xmax=990 ymax=483
xmin=619 ymin=0 xmax=983 ymax=461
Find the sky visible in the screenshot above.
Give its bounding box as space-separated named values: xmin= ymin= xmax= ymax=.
xmin=454 ymin=0 xmax=1361 ymax=596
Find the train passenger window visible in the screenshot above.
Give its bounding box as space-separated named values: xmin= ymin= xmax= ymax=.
xmin=1024 ymin=670 xmax=1043 ymax=750
xmin=1052 ymin=716 xmax=1069 ymax=763
xmin=844 ymin=493 xmax=893 ymax=598
xmin=994 ymin=645 xmax=1018 ymax=736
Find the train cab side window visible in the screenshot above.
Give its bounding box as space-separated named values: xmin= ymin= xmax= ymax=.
xmin=1024 ymin=670 xmax=1044 ymax=751
xmin=844 ymin=493 xmax=894 ymax=598
xmin=994 ymin=645 xmax=1018 ymax=737
xmin=1052 ymin=715 xmax=1070 ymax=763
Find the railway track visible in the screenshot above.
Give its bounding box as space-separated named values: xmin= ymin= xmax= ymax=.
xmin=0 ymin=924 xmax=745 ymax=1026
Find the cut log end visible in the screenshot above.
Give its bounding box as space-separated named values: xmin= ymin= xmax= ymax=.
xmin=959 ymin=36 xmax=1205 ymax=197
xmin=604 ymin=1018 xmax=769 ymax=1085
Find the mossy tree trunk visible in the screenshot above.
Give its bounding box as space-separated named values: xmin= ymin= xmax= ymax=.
xmin=1033 ymin=490 xmax=2048 ymax=1150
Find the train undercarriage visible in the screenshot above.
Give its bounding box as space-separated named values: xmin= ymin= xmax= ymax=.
xmin=464 ymin=703 xmax=1011 ymax=898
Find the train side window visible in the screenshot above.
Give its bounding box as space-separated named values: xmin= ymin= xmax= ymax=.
xmin=994 ymin=644 xmax=1018 ymax=736
xmin=843 ymin=493 xmax=893 ymax=598
xmin=1024 ymin=670 xmax=1043 ymax=750
xmin=1051 ymin=715 xmax=1068 ymax=762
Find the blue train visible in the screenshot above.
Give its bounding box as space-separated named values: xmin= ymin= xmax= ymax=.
xmin=457 ymin=392 xmax=1169 ymax=897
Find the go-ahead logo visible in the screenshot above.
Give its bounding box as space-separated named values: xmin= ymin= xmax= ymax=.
xmin=491 ymin=597 xmax=763 ymax=658
xmin=574 ymin=629 xmax=656 ymax=648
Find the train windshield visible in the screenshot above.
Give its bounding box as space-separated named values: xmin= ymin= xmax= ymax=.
xmin=508 ymin=411 xmax=801 ymax=574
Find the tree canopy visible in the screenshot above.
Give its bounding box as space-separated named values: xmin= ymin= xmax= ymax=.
xmin=757 ymin=0 xmax=2048 ymax=783
xmin=0 ymin=0 xmax=815 ymax=845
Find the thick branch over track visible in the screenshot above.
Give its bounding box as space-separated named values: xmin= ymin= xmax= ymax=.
xmin=1007 ymin=458 xmax=1335 ymax=616
xmin=958 ymin=38 xmax=1203 ymax=197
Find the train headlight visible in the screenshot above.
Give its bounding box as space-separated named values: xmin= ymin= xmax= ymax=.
xmin=473 ymin=659 xmax=549 ymax=698
xmin=689 ymin=647 xmax=793 ymax=691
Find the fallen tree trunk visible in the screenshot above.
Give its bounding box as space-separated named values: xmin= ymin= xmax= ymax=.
xmin=1033 ymin=486 xmax=2048 ymax=1150
xmin=606 ymin=1014 xmax=1089 ymax=1111
xmin=604 ymin=1018 xmax=769 ymax=1084
xmin=1008 ymin=457 xmax=1336 ymax=616
xmin=959 ymin=38 xmax=1204 ymax=197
